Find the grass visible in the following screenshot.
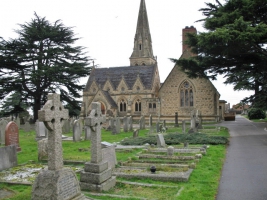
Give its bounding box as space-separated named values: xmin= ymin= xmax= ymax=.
xmin=0 ymin=123 xmax=229 ymax=200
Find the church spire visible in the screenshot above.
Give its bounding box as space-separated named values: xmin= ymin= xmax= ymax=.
xmin=130 ymin=0 xmax=156 ymax=66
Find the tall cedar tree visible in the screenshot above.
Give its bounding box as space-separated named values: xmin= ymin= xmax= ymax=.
xmin=0 ymin=13 xmax=91 ymax=121
xmin=171 ymin=0 xmax=267 ymax=109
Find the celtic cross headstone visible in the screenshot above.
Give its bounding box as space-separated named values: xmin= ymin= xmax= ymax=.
xmin=84 ymin=102 xmax=106 ymax=163
xmin=38 ymin=93 xmax=68 ymax=170
xmin=32 ymin=93 xmax=85 ymax=200
xmin=80 ymin=102 xmax=116 ymax=192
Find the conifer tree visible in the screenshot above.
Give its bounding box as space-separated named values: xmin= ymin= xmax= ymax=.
xmin=172 ymin=0 xmax=267 ymax=109
xmin=0 ymin=13 xmax=92 ymax=121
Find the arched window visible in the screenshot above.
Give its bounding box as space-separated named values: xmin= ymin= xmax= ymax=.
xmin=119 ymin=99 xmax=127 ymax=112
xmin=100 ymin=102 xmax=105 ymax=114
xmin=180 ymin=81 xmax=194 ymax=107
xmin=135 ymin=99 xmax=141 ymax=112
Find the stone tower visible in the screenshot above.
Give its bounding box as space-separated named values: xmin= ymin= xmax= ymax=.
xmin=130 ymin=0 xmax=157 ymax=66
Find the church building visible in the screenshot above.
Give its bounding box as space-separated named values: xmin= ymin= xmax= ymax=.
xmin=81 ymin=0 xmax=222 ymax=121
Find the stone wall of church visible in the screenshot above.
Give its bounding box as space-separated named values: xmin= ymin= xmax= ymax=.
xmin=159 ymin=65 xmax=220 ymax=121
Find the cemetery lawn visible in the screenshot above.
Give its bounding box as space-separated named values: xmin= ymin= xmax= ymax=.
xmin=0 ymin=126 xmax=229 ymax=200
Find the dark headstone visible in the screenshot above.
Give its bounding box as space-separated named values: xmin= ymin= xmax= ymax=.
xmin=174 ymin=112 xmax=179 ymax=127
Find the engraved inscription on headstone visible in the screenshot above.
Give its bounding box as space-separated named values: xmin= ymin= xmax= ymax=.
xmin=58 ymin=171 xmax=80 ymax=199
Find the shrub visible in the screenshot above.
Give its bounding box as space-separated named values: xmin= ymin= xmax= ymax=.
xmin=248 ymin=108 xmax=266 ymax=120
xmin=120 ymin=133 xmax=228 ymax=145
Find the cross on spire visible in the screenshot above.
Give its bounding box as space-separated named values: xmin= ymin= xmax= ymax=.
xmin=84 ymin=102 xmax=106 ymax=163
xmin=38 ymin=93 xmax=68 ymax=170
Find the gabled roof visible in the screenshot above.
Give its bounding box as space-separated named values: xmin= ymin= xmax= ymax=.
xmin=102 ymin=90 xmax=117 ymax=109
xmin=85 ymin=65 xmax=156 ymax=91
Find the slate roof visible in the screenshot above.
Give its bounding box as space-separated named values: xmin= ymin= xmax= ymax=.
xmin=85 ymin=65 xmax=156 ymax=91
xmin=102 ymin=90 xmax=117 ymax=108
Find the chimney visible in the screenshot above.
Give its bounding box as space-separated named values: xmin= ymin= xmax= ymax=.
xmin=182 ymin=26 xmax=197 ymax=53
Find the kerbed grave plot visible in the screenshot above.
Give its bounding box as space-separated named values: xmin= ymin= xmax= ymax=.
xmin=113 ymin=145 xmax=207 ymax=182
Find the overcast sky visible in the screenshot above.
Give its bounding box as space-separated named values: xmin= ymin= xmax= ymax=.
xmin=1 ymin=0 xmax=253 ymax=107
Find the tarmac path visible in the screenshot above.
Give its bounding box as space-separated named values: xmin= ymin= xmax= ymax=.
xmin=216 ymin=115 xmax=267 ymax=200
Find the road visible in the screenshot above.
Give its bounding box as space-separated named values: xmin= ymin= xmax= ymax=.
xmin=216 ymin=115 xmax=267 ymax=200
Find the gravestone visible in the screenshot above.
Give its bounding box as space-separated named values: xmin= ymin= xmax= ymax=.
xmin=167 ymin=146 xmax=175 ymax=156
xmin=142 ymin=116 xmax=145 ymax=129
xmin=0 ymin=119 xmax=8 ymax=145
xmin=182 ymin=120 xmax=186 ymax=134
xmin=80 ymin=102 xmax=116 ymax=192
xmin=106 ymin=117 xmax=113 ymax=131
xmin=32 ymin=93 xmax=85 ymax=200
xmin=84 ymin=126 xmax=91 ymax=140
xmin=101 ymin=142 xmax=117 ymax=170
xmin=133 ymin=129 xmax=139 ymax=138
xmin=5 ymin=122 xmax=21 ymax=152
xmin=163 ymin=120 xmax=166 ymax=128
xmin=23 ymin=122 xmax=31 ymax=132
xmin=35 ymin=121 xmax=48 ymax=141
xmin=188 ymin=110 xmax=197 ymax=133
xmin=174 ymin=112 xmax=179 ymax=127
xmin=196 ymin=110 xmax=203 ymax=129
xmin=139 ymin=116 xmax=145 ymax=130
xmin=0 ymin=145 xmax=17 ymax=171
xmin=73 ymin=120 xmax=81 ymax=142
xmin=156 ymin=134 xmax=166 ymax=148
xmin=62 ymin=119 xmax=71 ymax=134
xmin=128 ymin=116 xmax=133 ymax=131
xmin=149 ymin=115 xmax=152 ymax=127
xmin=115 ymin=117 xmax=121 ymax=134
xmin=149 ymin=125 xmax=153 ymax=134
xmin=156 ymin=122 xmax=160 ymax=133
xmin=37 ymin=138 xmax=48 ymax=161
xmin=15 ymin=117 xmax=20 ymax=129
xmin=123 ymin=116 xmax=128 ymax=132
xmin=70 ymin=118 xmax=75 ymax=129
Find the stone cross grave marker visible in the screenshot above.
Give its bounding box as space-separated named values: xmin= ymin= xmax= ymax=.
xmin=5 ymin=121 xmax=21 ymax=152
xmin=84 ymin=102 xmax=106 ymax=164
xmin=38 ymin=93 xmax=68 ymax=170
xmin=32 ymin=93 xmax=85 ymax=200
xmin=80 ymin=102 xmax=115 ymax=192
